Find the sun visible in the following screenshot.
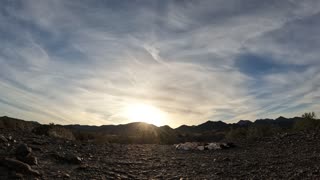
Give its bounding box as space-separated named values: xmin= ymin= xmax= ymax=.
xmin=124 ymin=103 xmax=167 ymax=126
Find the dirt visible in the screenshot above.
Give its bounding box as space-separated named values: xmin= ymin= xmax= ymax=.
xmin=1 ymin=129 xmax=320 ymax=179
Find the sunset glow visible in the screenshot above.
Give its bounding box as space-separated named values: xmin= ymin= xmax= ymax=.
xmin=124 ymin=103 xmax=167 ymax=126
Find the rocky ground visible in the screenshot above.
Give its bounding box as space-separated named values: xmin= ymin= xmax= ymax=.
xmin=1 ymin=129 xmax=320 ymax=179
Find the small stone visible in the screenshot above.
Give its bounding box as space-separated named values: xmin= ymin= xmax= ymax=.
xmin=66 ymin=153 xmax=82 ymax=164
xmin=0 ymin=135 xmax=8 ymax=142
xmin=63 ymin=173 xmax=70 ymax=178
xmin=54 ymin=153 xmax=82 ymax=164
xmin=222 ymin=157 xmax=231 ymax=162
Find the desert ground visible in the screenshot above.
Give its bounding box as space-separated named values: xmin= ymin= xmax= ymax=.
xmin=1 ymin=129 xmax=320 ymax=179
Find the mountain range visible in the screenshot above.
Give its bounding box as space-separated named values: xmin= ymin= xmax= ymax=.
xmin=0 ymin=115 xmax=304 ymax=144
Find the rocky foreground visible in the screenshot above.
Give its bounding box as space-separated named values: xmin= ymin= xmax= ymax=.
xmin=1 ymin=129 xmax=320 ymax=179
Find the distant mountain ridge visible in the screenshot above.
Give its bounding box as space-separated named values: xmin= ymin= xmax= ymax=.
xmin=0 ymin=115 xmax=305 ymax=144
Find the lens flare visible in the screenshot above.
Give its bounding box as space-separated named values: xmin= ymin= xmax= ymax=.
xmin=124 ymin=103 xmax=167 ymax=126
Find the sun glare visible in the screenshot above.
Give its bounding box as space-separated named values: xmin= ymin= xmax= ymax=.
xmin=124 ymin=103 xmax=167 ymax=126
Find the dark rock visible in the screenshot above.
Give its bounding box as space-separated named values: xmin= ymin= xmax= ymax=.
xmin=63 ymin=173 xmax=70 ymax=178
xmin=16 ymin=144 xmax=32 ymax=158
xmin=10 ymin=172 xmax=24 ymax=179
xmin=65 ymin=153 xmax=82 ymax=164
xmin=221 ymin=143 xmax=236 ymax=149
xmin=0 ymin=166 xmax=9 ymax=177
xmin=28 ymin=144 xmax=42 ymax=152
xmin=17 ymin=154 xmax=38 ymax=165
xmin=0 ymin=158 xmax=40 ymax=176
xmin=52 ymin=152 xmax=82 ymax=164
xmin=0 ymin=135 xmax=8 ymax=143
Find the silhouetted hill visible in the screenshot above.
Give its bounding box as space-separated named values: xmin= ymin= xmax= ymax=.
xmin=236 ymin=120 xmax=252 ymax=126
xmin=67 ymin=122 xmax=179 ymax=144
xmin=176 ymin=120 xmax=228 ymax=133
xmin=0 ymin=115 xmax=308 ymax=144
xmin=0 ymin=116 xmax=40 ymax=131
xmin=254 ymin=116 xmax=303 ymax=128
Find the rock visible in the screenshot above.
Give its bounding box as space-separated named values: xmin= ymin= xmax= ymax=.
xmin=66 ymin=154 xmax=82 ymax=164
xmin=0 ymin=135 xmax=8 ymax=143
xmin=29 ymin=145 xmax=42 ymax=152
xmin=221 ymin=143 xmax=236 ymax=149
xmin=175 ymin=142 xmax=235 ymax=151
xmin=206 ymin=143 xmax=222 ymax=150
xmin=52 ymin=152 xmax=82 ymax=164
xmin=16 ymin=144 xmax=32 ymax=158
xmin=63 ymin=173 xmax=70 ymax=178
xmin=18 ymin=154 xmax=38 ymax=166
xmin=222 ymin=157 xmax=231 ymax=162
xmin=0 ymin=158 xmax=40 ymax=176
xmin=176 ymin=142 xmax=198 ymax=150
xmin=15 ymin=144 xmax=38 ymax=165
xmin=0 ymin=166 xmax=9 ymax=177
xmin=10 ymin=172 xmax=24 ymax=179
xmin=197 ymin=146 xmax=205 ymax=151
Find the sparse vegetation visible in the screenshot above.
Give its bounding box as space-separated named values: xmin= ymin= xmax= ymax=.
xmin=294 ymin=112 xmax=319 ymax=131
xmin=32 ymin=125 xmax=75 ymax=140
xmin=225 ymin=124 xmax=281 ymax=141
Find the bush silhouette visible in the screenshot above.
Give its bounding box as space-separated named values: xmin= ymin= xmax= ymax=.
xmin=246 ymin=124 xmax=280 ymax=140
xmin=225 ymin=127 xmax=247 ymax=140
xmin=294 ymin=112 xmax=319 ymax=131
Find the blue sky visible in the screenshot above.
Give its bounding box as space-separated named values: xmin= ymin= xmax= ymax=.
xmin=0 ymin=0 xmax=319 ymax=127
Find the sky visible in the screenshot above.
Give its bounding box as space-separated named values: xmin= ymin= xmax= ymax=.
xmin=0 ymin=0 xmax=319 ymax=128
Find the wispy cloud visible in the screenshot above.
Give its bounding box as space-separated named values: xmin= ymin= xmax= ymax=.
xmin=0 ymin=0 xmax=319 ymax=127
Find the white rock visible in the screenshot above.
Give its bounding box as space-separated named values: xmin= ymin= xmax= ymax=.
xmin=176 ymin=142 xmax=199 ymax=150
xmin=206 ymin=143 xmax=222 ymax=150
xmin=197 ymin=146 xmax=205 ymax=151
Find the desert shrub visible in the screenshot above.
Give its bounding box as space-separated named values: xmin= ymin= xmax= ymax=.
xmin=33 ymin=125 xmax=75 ymax=140
xmin=294 ymin=112 xmax=319 ymax=131
xmin=225 ymin=127 xmax=247 ymax=140
xmin=226 ymin=124 xmax=281 ymax=141
xmin=73 ymin=131 xmax=96 ymax=141
xmin=0 ymin=120 xmax=4 ymax=129
xmin=246 ymin=124 xmax=281 ymax=140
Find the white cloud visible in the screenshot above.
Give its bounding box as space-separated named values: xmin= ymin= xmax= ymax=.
xmin=0 ymin=0 xmax=319 ymax=127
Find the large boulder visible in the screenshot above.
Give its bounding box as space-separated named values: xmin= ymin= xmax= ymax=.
xmin=16 ymin=144 xmax=32 ymax=157
xmin=15 ymin=144 xmax=38 ymax=165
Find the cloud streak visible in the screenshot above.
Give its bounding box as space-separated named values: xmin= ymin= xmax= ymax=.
xmin=0 ymin=0 xmax=319 ymax=127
